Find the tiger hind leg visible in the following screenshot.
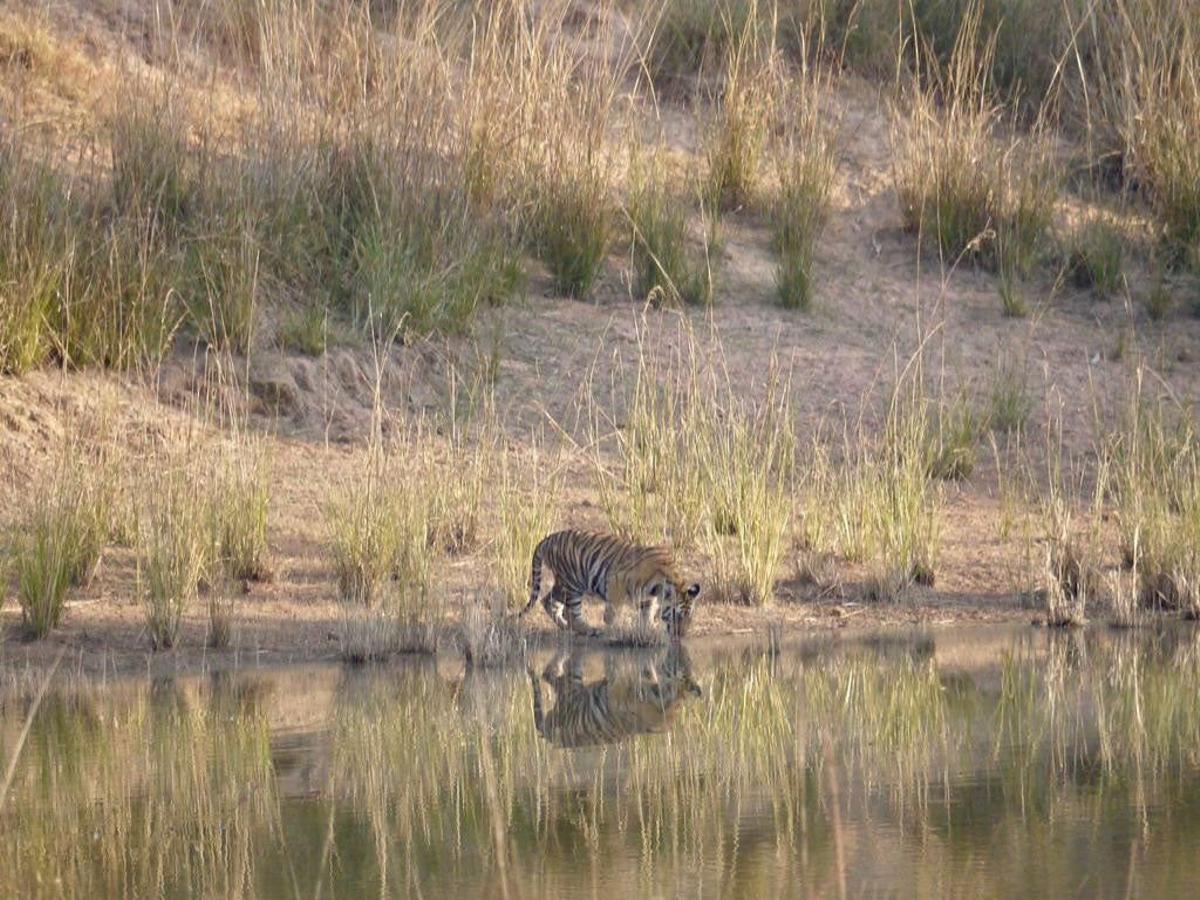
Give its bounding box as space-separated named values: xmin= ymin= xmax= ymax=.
xmin=543 ymin=585 xmax=570 ymax=631
xmin=564 ymin=593 xmax=599 ymax=638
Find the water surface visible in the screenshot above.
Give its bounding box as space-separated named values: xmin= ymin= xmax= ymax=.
xmin=3 ymin=625 xmax=1200 ymax=898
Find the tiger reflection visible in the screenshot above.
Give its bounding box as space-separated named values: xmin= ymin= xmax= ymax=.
xmin=529 ymin=645 xmax=702 ymax=749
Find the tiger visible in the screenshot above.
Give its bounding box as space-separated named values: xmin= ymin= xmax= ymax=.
xmin=529 ymin=645 xmax=702 ymax=749
xmin=516 ymin=529 xmax=700 ymax=640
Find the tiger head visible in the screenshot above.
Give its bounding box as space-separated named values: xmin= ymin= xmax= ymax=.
xmin=651 ymin=580 xmax=701 ymax=640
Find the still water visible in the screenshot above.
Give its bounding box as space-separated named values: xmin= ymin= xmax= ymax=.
xmin=3 ymin=625 xmax=1200 ymax=898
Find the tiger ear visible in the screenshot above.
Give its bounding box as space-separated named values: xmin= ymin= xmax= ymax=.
xmin=686 ymin=583 xmax=701 ymax=599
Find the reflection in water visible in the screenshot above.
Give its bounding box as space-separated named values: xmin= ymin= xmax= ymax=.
xmin=2 ymin=628 xmax=1200 ymax=896
xmin=530 ymin=645 xmax=702 ymax=748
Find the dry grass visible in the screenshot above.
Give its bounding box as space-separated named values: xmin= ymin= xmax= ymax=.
xmin=768 ymin=40 xmax=838 ymax=310
xmin=892 ymin=2 xmax=1058 ymax=281
xmin=1107 ymin=368 xmax=1200 ymax=613
xmin=801 ymin=362 xmax=943 ymax=602
xmin=626 ymin=153 xmax=716 ymax=307
xmin=703 ymin=0 xmax=775 ymax=211
xmin=139 ymin=457 xmax=212 ymax=650
xmin=587 ymin=316 xmax=793 ymax=605
xmin=459 ymin=592 xmax=528 ymax=668
xmin=327 ymin=435 xmax=448 ymax=661
xmin=492 ymin=443 xmax=561 ymax=612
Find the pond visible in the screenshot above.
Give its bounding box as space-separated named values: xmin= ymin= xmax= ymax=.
xmin=3 ymin=625 xmax=1200 ymax=897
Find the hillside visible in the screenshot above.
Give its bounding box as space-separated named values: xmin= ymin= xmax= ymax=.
xmin=2 ymin=0 xmax=1199 ymax=673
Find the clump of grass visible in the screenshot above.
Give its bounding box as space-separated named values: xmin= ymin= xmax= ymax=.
xmin=185 ymin=214 xmax=261 ymax=354
xmin=645 ymin=0 xmax=750 ymax=90
xmin=866 ymin=388 xmax=942 ymax=596
xmin=9 ymin=435 xmax=121 ymax=638
xmin=627 ymin=158 xmax=714 ymax=306
xmin=1106 ymin=570 xmax=1141 ymax=629
xmin=1097 ymin=1 xmax=1200 ymax=268
xmin=1038 ymin=411 xmax=1101 ymax=627
xmin=1041 ymin=507 xmax=1093 ymax=627
xmin=532 ymin=167 xmax=613 ymax=299
xmin=703 ymin=1 xmax=774 ymax=210
xmin=588 ymin=320 xmax=709 ymax=550
xmin=140 ymin=462 xmax=212 ymax=650
xmin=1067 ymin=217 xmax=1125 ymax=298
xmin=1107 ymin=370 xmax=1200 ymax=614
xmin=986 ymin=356 xmax=1032 ymax=433
xmin=700 ymin=370 xmax=795 ymax=606
xmin=997 ymin=263 xmax=1030 ymax=318
xmin=427 ymin=429 xmax=491 ymax=556
xmin=327 ymin=448 xmax=400 ymax=608
xmin=328 ymin=439 xmax=445 ymax=659
xmin=276 ymin=304 xmax=330 ymax=356
xmin=203 ymin=575 xmax=237 ymax=650
xmin=588 ymin=316 xmax=793 ymax=603
xmin=492 ymin=445 xmax=560 ymax=611
xmin=1145 ymin=278 xmax=1173 ymax=321
xmin=927 ymin=390 xmax=980 ymax=481
xmin=460 ymin=592 xmax=528 ymax=668
xmin=892 ymin=2 xmax=1058 ymax=279
xmin=804 ymin=367 xmax=943 ymax=601
xmin=210 ymin=437 xmax=272 ymax=582
xmin=0 ymin=140 xmax=71 ymax=375
xmin=769 ymin=62 xmax=837 ymax=311
xmin=13 ymin=501 xmax=76 ymax=638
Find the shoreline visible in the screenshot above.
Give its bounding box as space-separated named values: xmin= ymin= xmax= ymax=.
xmin=0 ymin=592 xmax=1050 ymax=680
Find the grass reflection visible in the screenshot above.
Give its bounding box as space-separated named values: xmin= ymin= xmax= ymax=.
xmin=3 ymin=629 xmax=1200 ymax=896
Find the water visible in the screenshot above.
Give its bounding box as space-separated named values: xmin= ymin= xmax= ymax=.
xmin=4 ymin=625 xmax=1200 ymax=898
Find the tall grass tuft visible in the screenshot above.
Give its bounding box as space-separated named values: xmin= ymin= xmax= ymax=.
xmin=927 ymin=390 xmax=981 ymax=481
xmin=492 ymin=445 xmax=560 ymax=612
xmin=1067 ymin=216 xmax=1125 ymax=298
xmin=699 ymin=367 xmax=795 ymax=606
xmin=627 ymin=156 xmax=715 ymax=306
xmin=768 ymin=41 xmax=837 ymax=310
xmin=211 ymin=436 xmax=272 ymax=582
xmin=703 ymin=0 xmax=774 ymax=211
xmin=139 ymin=461 xmax=212 ymax=650
xmin=802 ymin=366 xmax=943 ymax=601
xmin=1088 ymin=0 xmax=1200 ymax=268
xmin=9 ymin=435 xmax=121 ymax=637
xmin=533 ymin=167 xmax=613 ymax=299
xmin=892 ymin=2 xmax=1058 ymax=279
xmin=588 ymin=317 xmax=792 ymax=604
xmin=327 ymin=438 xmax=445 ymax=660
xmin=13 ymin=502 xmax=76 ymax=638
xmin=460 ymin=592 xmax=527 ymax=668
xmin=1106 ymin=369 xmax=1200 ymax=612
xmin=986 ymin=355 xmax=1032 ymax=433
xmin=326 ymin=447 xmax=400 ymax=609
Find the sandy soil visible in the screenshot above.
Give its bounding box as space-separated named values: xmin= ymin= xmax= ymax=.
xmin=3 ymin=3 xmax=1200 ymax=677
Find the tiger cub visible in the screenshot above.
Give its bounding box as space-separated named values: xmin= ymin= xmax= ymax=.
xmin=517 ymin=529 xmax=700 ymax=639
